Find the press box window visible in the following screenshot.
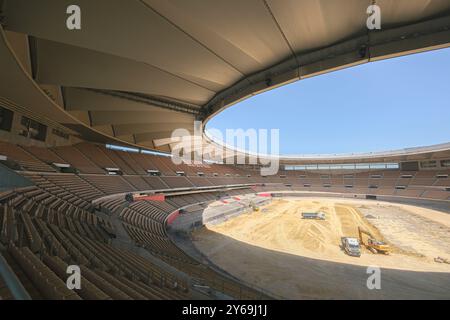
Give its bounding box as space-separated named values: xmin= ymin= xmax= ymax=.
xmin=420 ymin=160 xmax=437 ymax=169
xmin=19 ymin=116 xmax=47 ymax=142
xmin=147 ymin=170 xmax=161 ymax=176
xmin=0 ymin=107 xmax=14 ymax=132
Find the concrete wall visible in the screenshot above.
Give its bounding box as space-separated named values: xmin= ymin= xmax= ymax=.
xmin=270 ymin=191 xmax=450 ymax=214
xmin=169 ymin=209 xmax=204 ymax=234
xmin=169 ymin=195 xmax=272 ymax=234
xmin=0 ymin=106 xmax=75 ymax=148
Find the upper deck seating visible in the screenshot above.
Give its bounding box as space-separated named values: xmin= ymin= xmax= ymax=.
xmin=74 ymin=143 xmax=120 ymax=170
xmin=0 ymin=142 xmax=56 ymax=172
xmin=81 ymin=175 xmax=136 ymax=195
xmin=52 ymin=146 xmax=104 ymax=174
xmin=26 ymin=146 xmax=66 ymax=165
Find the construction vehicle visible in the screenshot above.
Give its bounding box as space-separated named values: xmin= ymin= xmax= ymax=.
xmin=249 ymin=201 xmax=260 ymax=212
xmin=341 ymin=237 xmax=361 ymax=257
xmin=434 ymin=257 xmax=450 ymax=264
xmin=302 ymin=212 xmax=325 ymax=220
xmin=358 ymin=227 xmax=390 ymax=254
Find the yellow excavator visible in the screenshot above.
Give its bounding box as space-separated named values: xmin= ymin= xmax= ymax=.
xmin=358 ymin=227 xmax=390 ymax=254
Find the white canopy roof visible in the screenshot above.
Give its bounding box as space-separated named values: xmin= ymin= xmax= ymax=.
xmin=0 ymin=0 xmax=449 ymax=163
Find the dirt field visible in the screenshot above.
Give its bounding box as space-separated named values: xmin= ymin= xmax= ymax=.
xmin=193 ymin=197 xmax=450 ymax=299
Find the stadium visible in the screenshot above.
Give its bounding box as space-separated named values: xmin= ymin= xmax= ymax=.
xmin=0 ymin=0 xmax=449 ymax=302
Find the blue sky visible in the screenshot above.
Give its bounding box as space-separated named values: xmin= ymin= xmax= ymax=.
xmin=206 ymin=47 xmax=450 ymax=155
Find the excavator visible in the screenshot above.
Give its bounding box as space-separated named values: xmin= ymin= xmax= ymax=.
xmin=358 ymin=227 xmax=390 ymax=254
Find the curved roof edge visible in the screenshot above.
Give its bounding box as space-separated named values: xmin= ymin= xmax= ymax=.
xmin=203 ymin=131 xmax=450 ymax=164
xmin=202 ymin=15 xmax=450 ymax=122
xmin=279 ymin=142 xmax=450 ymax=161
xmin=201 ymin=15 xmax=450 ymax=164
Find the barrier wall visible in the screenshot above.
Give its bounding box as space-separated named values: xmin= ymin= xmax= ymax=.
xmin=166 ymin=210 xmax=180 ymax=225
